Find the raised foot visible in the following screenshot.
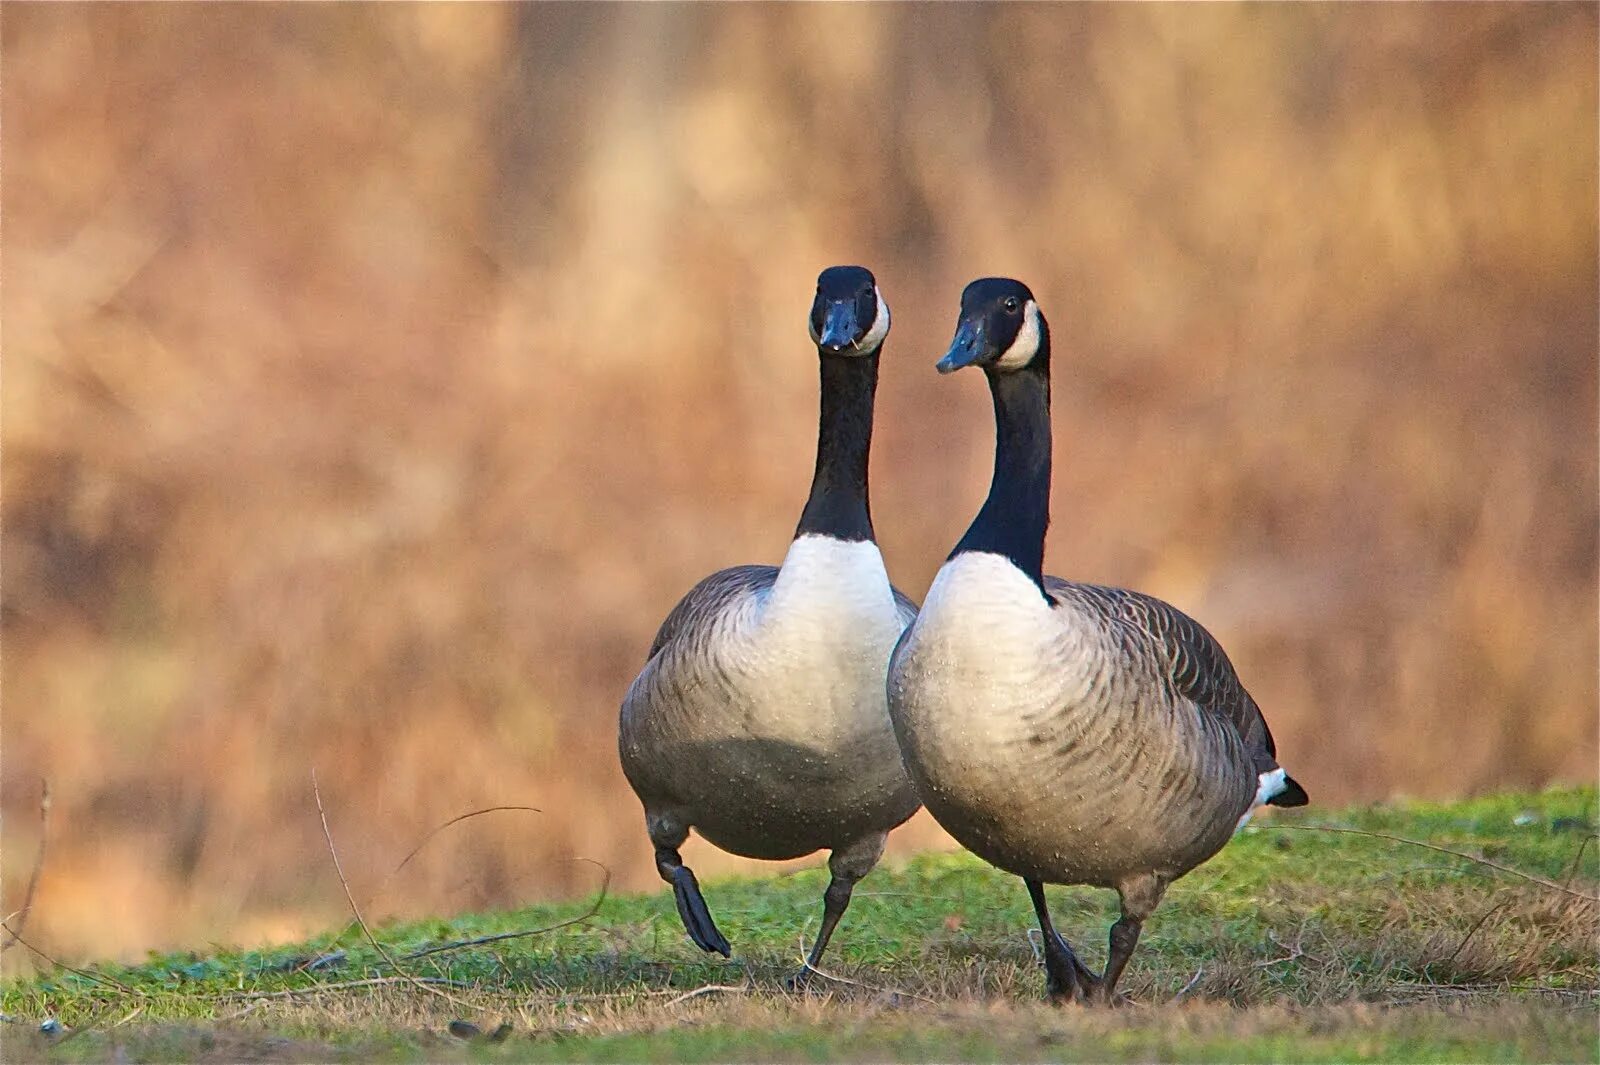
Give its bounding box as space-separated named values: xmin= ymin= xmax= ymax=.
xmin=671 ymin=867 xmax=731 ymax=957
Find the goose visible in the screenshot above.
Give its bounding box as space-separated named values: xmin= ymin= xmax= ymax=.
xmin=886 ymin=278 xmax=1307 ymax=1005
xmin=619 ymin=265 xmax=921 ymax=988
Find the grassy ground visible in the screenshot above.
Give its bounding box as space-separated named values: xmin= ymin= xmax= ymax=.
xmin=4 ymin=786 xmax=1596 ymax=1062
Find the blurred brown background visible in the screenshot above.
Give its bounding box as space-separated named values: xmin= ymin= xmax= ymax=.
xmin=4 ymin=4 xmax=1596 ymax=968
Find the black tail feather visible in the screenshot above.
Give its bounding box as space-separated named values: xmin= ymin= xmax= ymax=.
xmin=1269 ymin=774 xmax=1309 ymax=808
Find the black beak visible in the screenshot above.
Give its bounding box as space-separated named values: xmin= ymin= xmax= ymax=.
xmin=936 ymin=318 xmax=988 ymax=374
xmin=817 ymin=300 xmax=860 ymax=353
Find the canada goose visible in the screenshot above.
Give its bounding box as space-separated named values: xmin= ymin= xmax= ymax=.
xmin=886 ymin=278 xmax=1307 ymax=1005
xmin=619 ymin=265 xmax=920 ymax=987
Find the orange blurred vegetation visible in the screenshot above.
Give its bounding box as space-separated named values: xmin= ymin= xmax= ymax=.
xmin=3 ymin=4 xmax=1596 ymax=966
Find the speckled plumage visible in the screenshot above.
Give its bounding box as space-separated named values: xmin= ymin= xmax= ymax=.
xmin=617 ymin=266 xmax=921 ymax=978
xmin=889 ymin=277 xmax=1306 ymax=1004
xmin=890 ymin=554 xmax=1280 ymax=888
xmin=621 ymin=537 xmax=920 ymax=862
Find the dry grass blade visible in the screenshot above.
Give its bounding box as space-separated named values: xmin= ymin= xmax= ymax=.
xmin=1 ymin=780 xmax=51 ymax=955
xmin=331 ymin=803 xmax=545 ymax=941
xmin=1266 ymin=825 xmax=1599 ymax=901
xmin=1562 ymin=834 xmax=1593 ymax=891
xmin=310 ymin=770 xmax=478 ymax=1013
xmin=403 ymin=859 xmax=611 ymax=961
xmin=390 ymin=805 xmax=543 ymax=876
xmin=1441 ymin=900 xmax=1511 ymax=968
xmin=793 ymin=959 xmax=936 ymax=1005
xmin=204 ymin=975 xmax=472 ymax=1003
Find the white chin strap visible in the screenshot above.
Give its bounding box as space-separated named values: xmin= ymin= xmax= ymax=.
xmin=993 ymin=300 xmax=1041 ymax=370
xmin=860 ymin=286 xmax=891 ymax=352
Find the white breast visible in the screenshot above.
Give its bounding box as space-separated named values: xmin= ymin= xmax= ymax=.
xmin=887 ymin=552 xmax=1112 ymax=802
xmin=896 ymin=552 xmax=1096 ymax=707
xmin=758 ymin=536 xmax=905 ymax=707
xmin=764 ymin=534 xmax=903 ymax=638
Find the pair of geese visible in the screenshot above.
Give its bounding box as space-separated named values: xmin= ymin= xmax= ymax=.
xmin=619 ymin=266 xmax=1307 ymax=1004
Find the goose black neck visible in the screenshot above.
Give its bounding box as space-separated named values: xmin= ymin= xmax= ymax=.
xmin=795 ymin=351 xmax=879 ymax=542
xmin=952 ymin=364 xmax=1052 ymax=596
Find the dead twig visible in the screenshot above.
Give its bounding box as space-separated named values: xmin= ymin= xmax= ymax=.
xmin=311 ymin=770 xmax=476 ymax=1011
xmin=402 ymin=858 xmax=611 ymax=961
xmin=109 ymin=1006 xmax=144 ymax=1030
xmin=1 ymin=780 xmax=51 ymax=955
xmin=1265 ymin=825 xmax=1599 ymax=901
xmin=0 ymin=924 xmax=138 ymax=996
xmin=1253 ymin=934 xmax=1305 ymax=969
xmin=1171 ymin=967 xmax=1206 ymax=1002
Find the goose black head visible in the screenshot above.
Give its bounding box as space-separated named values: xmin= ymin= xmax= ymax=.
xmin=936 ymin=277 xmax=1048 ymax=375
xmin=810 ymin=265 xmax=889 ymax=356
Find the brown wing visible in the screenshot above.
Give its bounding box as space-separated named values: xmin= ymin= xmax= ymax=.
xmin=646 ymin=564 xmax=778 ymax=660
xmin=1044 ymin=578 xmax=1281 ymax=768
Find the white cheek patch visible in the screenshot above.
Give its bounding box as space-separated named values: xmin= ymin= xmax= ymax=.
xmin=860 ymin=286 xmax=891 ymax=352
xmin=993 ymin=300 xmax=1041 ymax=370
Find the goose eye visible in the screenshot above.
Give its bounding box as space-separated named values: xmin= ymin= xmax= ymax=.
xmin=1003 ymin=297 xmax=1020 ymax=313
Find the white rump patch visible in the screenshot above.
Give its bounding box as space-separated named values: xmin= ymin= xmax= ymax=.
xmin=1235 ymin=767 xmax=1288 ymax=831
xmin=993 ymin=300 xmax=1041 ymax=370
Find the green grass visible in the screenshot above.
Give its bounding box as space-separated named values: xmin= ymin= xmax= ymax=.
xmin=5 ymin=787 xmax=1596 ymax=1062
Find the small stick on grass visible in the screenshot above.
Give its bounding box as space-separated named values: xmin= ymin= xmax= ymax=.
xmin=1265 ymin=824 xmax=1599 ymax=901
xmin=661 ymin=983 xmax=748 ymax=1009
xmin=1 ymin=780 xmax=51 ymax=955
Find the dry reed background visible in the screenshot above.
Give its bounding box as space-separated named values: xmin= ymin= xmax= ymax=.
xmin=3 ymin=4 xmax=1596 ymax=968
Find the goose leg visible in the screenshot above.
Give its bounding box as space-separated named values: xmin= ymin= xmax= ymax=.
xmin=1092 ymin=873 xmax=1167 ymax=1006
xmin=1025 ymin=878 xmax=1096 ymax=1003
xmin=788 ymin=832 xmax=886 ymax=991
xmin=649 ymin=814 xmax=730 ymax=957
